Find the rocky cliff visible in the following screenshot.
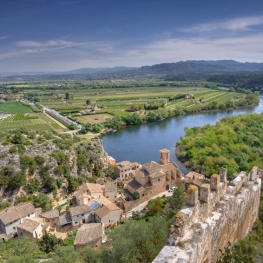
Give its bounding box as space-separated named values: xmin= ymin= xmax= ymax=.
xmin=153 ymin=167 xmax=262 ymax=263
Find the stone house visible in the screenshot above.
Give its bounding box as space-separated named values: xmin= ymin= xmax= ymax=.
xmin=93 ymin=202 xmax=122 ymax=227
xmin=181 ymin=171 xmax=206 ymax=191
xmin=17 ymin=218 xmax=47 ymax=239
xmin=120 ymin=149 xmax=184 ymax=212
xmin=114 ymin=161 xmax=141 ymax=181
xmin=74 ymin=223 xmax=103 ymax=250
xmin=0 ymin=202 xmax=36 ymax=240
xmin=125 ymin=149 xmax=183 ymax=198
xmin=69 ymin=205 xmax=92 ymax=227
xmin=103 ymin=182 xmax=118 ymax=203
xmin=73 ymin=183 xmax=105 ymax=206
xmin=40 ymin=209 xmax=59 ymax=227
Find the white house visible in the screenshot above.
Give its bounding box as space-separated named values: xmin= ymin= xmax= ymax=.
xmin=0 ymin=202 xmax=35 ymax=240
xmin=69 ymin=205 xmax=91 ymax=227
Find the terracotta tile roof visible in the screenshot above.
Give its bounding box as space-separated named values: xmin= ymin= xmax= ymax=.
xmin=69 ymin=205 xmax=90 ymax=217
xmin=14 ymin=202 xmax=35 ymax=218
xmin=59 ymin=213 xmax=72 ymax=226
xmin=126 ymin=179 xmax=143 ymax=193
xmin=74 ymin=223 xmax=102 ymax=246
xmin=95 ymin=205 xmax=111 ymax=219
xmin=161 ymin=162 xmax=178 ymax=172
xmin=142 ymin=161 xmax=161 ymax=174
xmin=86 ymin=183 xmax=104 ymax=194
xmin=17 ymin=218 xmax=43 ymax=233
xmin=0 ymin=202 xmax=35 ymax=225
xmin=104 ymin=202 xmax=121 ymax=211
xmin=184 ymin=171 xmax=205 ymax=180
xmin=104 ymin=182 xmax=116 ymax=192
xmin=40 ymin=209 xmax=59 ymax=219
xmin=149 ymin=170 xmax=165 ymax=178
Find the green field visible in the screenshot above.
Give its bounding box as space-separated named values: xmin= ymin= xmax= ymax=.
xmin=0 ymin=113 xmax=67 ymax=132
xmin=0 ymin=101 xmax=33 ymax=114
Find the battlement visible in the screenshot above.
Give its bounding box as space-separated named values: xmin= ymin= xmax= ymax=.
xmin=154 ymin=166 xmax=262 ymax=263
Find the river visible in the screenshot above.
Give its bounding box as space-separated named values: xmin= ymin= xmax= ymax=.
xmin=102 ymin=96 xmax=263 ymax=174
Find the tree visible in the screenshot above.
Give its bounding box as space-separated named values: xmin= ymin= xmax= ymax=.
xmin=39 ymin=231 xmax=63 ymax=253
xmin=146 ymin=197 xmax=165 ymax=216
xmin=86 ymin=99 xmax=91 ymax=105
xmin=25 ymin=178 xmax=40 ymax=194
xmin=133 ymin=191 xmax=140 ymax=199
xmin=168 ymin=186 xmax=185 ymax=213
xmin=217 ymin=242 xmax=253 ymax=263
xmin=11 ymin=133 xmax=24 ymax=144
xmin=65 ymin=93 xmax=70 ymax=100
xmin=33 ymin=193 xmax=52 ymax=212
xmin=8 ymin=173 xmax=26 ymax=190
xmin=52 ymin=245 xmax=80 ymax=263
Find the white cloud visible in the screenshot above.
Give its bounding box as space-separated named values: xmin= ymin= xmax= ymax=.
xmin=0 ymin=36 xmax=9 ymax=40
xmin=1 ymin=34 xmax=263 ymax=71
xmin=16 ymin=39 xmax=80 ymax=48
xmin=181 ymin=15 xmax=263 ymax=33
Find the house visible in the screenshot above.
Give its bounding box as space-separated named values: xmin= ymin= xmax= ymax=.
xmin=93 ymin=202 xmax=122 ymax=227
xmin=103 ymin=182 xmax=118 ymax=203
xmin=69 ymin=205 xmax=91 ymax=227
xmin=74 ymin=223 xmax=103 ymax=249
xmin=59 ymin=213 xmax=72 ymax=228
xmin=73 ymin=183 xmax=105 ymax=206
xmin=40 ymin=209 xmax=59 ymax=227
xmin=125 ymin=149 xmax=183 ymax=199
xmin=0 ymin=202 xmax=35 ymax=240
xmin=181 ymin=171 xmax=205 ymax=191
xmin=114 ymin=161 xmax=141 ymax=181
xmin=17 ymin=218 xmax=47 ymax=239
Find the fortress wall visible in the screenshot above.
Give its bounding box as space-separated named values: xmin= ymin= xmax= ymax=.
xmin=153 ymin=167 xmax=262 ymax=263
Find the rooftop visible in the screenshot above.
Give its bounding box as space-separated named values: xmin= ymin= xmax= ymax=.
xmin=95 ymin=205 xmax=111 ymax=219
xmin=86 ymin=183 xmax=104 ymax=194
xmin=17 ymin=218 xmax=43 ymax=233
xmin=0 ymin=202 xmax=35 ymax=225
xmin=40 ymin=209 xmax=59 ymax=219
xmin=74 ymin=223 xmax=102 ymax=246
xmin=105 ymin=182 xmax=117 ymax=192
xmin=69 ymin=205 xmax=90 ymax=217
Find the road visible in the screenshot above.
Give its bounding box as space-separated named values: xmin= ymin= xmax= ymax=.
xmin=126 ymin=190 xmax=174 ymax=218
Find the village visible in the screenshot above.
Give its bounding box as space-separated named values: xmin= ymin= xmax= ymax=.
xmin=0 ymin=148 xmax=205 ymax=250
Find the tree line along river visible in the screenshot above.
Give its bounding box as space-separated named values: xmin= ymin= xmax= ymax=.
xmin=102 ymin=95 xmax=263 ymax=174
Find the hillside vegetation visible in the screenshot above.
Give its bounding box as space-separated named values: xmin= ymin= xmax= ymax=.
xmin=177 ymin=113 xmax=263 ymax=178
xmin=0 ymin=128 xmax=108 ymax=209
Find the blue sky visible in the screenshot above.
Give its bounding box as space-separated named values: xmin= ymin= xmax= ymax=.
xmin=1 ymin=0 xmax=263 ymax=72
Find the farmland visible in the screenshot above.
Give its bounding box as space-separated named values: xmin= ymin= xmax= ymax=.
xmin=0 ymin=101 xmax=33 ymax=114
xmin=0 ymin=113 xmax=67 ymax=132
xmin=0 ymin=79 xmax=257 ymax=132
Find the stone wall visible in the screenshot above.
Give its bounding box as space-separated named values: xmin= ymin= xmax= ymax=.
xmin=153 ymin=167 xmax=262 ymax=263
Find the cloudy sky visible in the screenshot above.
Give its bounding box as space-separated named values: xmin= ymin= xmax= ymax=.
xmin=1 ymin=0 xmax=263 ymax=72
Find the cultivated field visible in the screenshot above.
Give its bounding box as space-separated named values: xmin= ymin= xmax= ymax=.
xmin=0 ymin=101 xmax=33 ymax=114
xmin=0 ymin=113 xmax=67 ymax=132
xmin=75 ymin=113 xmax=113 ymax=124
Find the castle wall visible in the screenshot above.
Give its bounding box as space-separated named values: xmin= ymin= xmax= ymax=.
xmin=153 ymin=167 xmax=261 ymax=263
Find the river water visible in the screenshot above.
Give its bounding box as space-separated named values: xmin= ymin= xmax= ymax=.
xmin=102 ymin=96 xmax=263 ymax=174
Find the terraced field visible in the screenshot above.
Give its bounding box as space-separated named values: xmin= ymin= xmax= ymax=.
xmin=0 ymin=113 xmax=67 ymax=132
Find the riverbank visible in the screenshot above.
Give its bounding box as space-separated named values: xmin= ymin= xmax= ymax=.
xmin=102 ymin=95 xmax=263 ymax=172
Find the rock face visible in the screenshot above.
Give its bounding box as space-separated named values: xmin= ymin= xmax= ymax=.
xmin=153 ymin=167 xmax=262 ymax=263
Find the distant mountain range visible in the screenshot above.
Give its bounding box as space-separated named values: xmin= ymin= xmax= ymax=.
xmin=1 ymin=60 xmax=263 ymax=80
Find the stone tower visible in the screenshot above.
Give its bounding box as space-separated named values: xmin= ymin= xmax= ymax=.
xmin=159 ymin=149 xmax=170 ymax=165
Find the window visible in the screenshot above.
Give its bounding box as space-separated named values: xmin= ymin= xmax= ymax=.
xmin=158 ymin=178 xmax=160 ymax=181
xmin=82 ymin=214 xmax=84 ymax=216
xmin=75 ymin=221 xmax=78 ymax=224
